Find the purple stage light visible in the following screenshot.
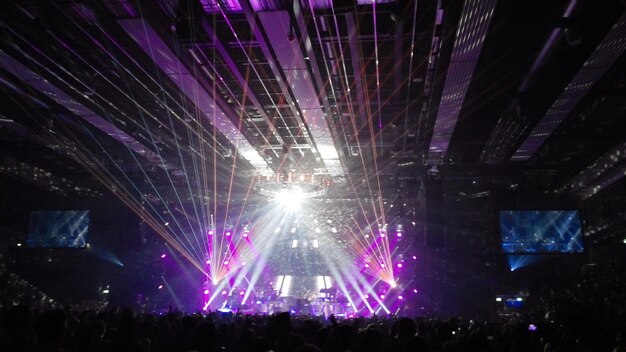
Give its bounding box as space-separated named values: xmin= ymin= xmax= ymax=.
xmin=364 ymin=263 xmax=370 ymax=268
xmin=396 ymin=232 xmax=402 ymax=237
xmin=205 ymin=259 xmax=211 ymax=264
xmin=365 ymin=294 xmax=370 ymax=298
xmin=239 ymin=291 xmax=244 ymax=295
xmin=221 ymin=290 xmax=227 ymax=295
xmin=413 ymin=289 xmax=418 ymax=293
xmin=208 ymin=230 xmax=214 ymax=236
xmin=203 ymin=289 xmax=209 ymax=295
xmin=242 ymin=232 xmax=249 ymax=238
xmin=158 ymin=285 xmax=163 ymax=289
xmin=398 ymin=295 xmax=404 ymax=300
xmin=225 ymin=231 xmax=231 ymax=236
xmin=380 ymin=232 xmax=386 ymax=238
xmin=397 ymin=263 xmax=403 ymax=268
xmin=160 ymin=254 xmax=166 ymax=259
xmin=224 ymin=260 xmax=229 ymax=265
xmin=412 ymin=255 xmax=417 ymax=260
xmin=380 ymin=294 xmax=385 ymax=299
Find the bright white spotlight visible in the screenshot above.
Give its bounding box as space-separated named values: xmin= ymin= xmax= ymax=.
xmin=273 ymin=187 xmax=306 ymax=208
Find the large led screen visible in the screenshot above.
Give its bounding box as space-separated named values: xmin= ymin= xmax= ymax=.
xmin=27 ymin=210 xmax=90 ymax=248
xmin=500 ymin=210 xmax=584 ymax=254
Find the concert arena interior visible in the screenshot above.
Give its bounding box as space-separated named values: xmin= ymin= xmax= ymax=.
xmin=1 ymin=1 xmax=625 ymax=351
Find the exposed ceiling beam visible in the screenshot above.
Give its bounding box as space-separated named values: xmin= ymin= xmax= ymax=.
xmin=0 ymin=49 xmax=161 ymax=162
xmin=239 ymin=0 xmax=317 ymax=164
xmin=481 ymin=0 xmax=579 ymax=164
xmin=258 ymin=9 xmax=343 ymax=176
xmin=200 ymin=18 xmax=285 ymax=158
xmin=512 ymin=12 xmax=626 ymax=161
xmin=117 ymin=18 xmax=274 ymax=175
xmin=345 ymin=13 xmax=368 ymax=128
xmin=559 ymin=138 xmax=626 ymax=199
xmin=427 ymin=0 xmax=497 ymax=161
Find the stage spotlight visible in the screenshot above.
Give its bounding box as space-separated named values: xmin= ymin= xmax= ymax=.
xmin=160 ymin=253 xmax=166 ymax=259
xmin=273 ymin=186 xmax=307 ymax=209
xmin=203 ymin=289 xmax=209 ymax=295
xmin=496 ymin=297 xmax=502 ymax=302
xmin=390 ymin=281 xmax=397 ymax=288
xmin=397 ymin=263 xmax=403 ymax=268
xmin=208 ymin=230 xmax=214 ymax=236
xmin=398 ymin=295 xmax=403 ymax=300
xmin=396 ymin=232 xmax=402 ymax=237
xmin=158 ymin=285 xmax=163 ymax=289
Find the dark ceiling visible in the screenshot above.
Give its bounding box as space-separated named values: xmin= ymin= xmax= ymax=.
xmin=0 ymin=0 xmax=625 ymax=207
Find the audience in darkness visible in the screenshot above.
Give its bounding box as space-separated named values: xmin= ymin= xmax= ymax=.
xmin=0 ymin=259 xmax=624 ymax=351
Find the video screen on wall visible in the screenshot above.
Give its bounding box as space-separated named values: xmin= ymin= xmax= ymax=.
xmin=27 ymin=210 xmax=90 ymax=248
xmin=499 ymin=210 xmax=584 ymax=254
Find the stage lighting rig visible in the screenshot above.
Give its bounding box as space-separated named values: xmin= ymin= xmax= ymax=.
xmin=255 ymin=171 xmax=331 ymax=202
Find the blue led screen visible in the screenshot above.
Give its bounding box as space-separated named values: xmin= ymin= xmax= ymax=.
xmin=27 ymin=210 xmax=90 ymax=248
xmin=500 ymin=210 xmax=584 ymax=254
